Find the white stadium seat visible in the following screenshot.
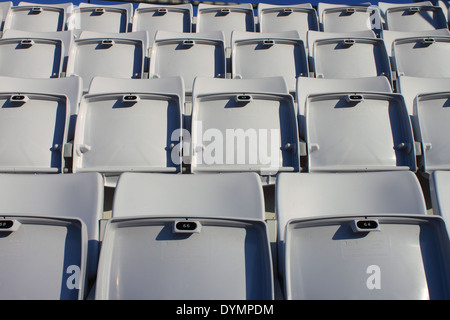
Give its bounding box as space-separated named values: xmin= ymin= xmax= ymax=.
xmin=95 ymin=172 xmax=274 ymax=300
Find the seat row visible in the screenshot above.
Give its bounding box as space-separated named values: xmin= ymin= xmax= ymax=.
xmin=0 ymin=1 xmax=449 ymax=43
xmin=0 ymin=75 xmax=449 ymax=185
xmin=0 ymin=170 xmax=448 ymax=299
xmin=0 ymin=26 xmax=449 ymax=94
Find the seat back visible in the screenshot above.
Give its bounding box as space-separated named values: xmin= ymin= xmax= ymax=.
xmin=305 ymin=92 xmax=416 ymax=172
xmin=3 ymin=2 xmax=72 ymax=32
xmin=95 ymin=172 xmax=273 ymax=300
xmin=276 ymin=171 xmax=450 ymax=300
xmin=149 ymin=30 xmax=225 ymax=93
xmin=392 ymin=36 xmax=450 ymax=78
xmin=319 ymin=3 xmax=382 ymax=33
xmin=69 ymin=3 xmax=133 ymax=34
xmin=132 ymin=3 xmax=192 ymax=47
xmin=196 ymin=3 xmax=255 ymax=48
xmin=312 ymin=35 xmax=391 ymax=81
xmin=414 ymin=91 xmax=450 ymax=172
xmin=0 ymin=92 xmax=68 ymax=173
xmin=0 ymin=172 xmax=103 ymax=299
xmin=296 ymin=76 xmax=393 ymax=138
xmin=257 ymin=3 xmax=318 ymax=44
xmin=190 ymin=77 xmax=300 ymax=180
xmin=231 ymin=30 xmax=308 ymax=93
xmin=66 ymin=31 xmax=148 ymax=92
xmin=73 ymin=77 xmax=183 ymax=179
